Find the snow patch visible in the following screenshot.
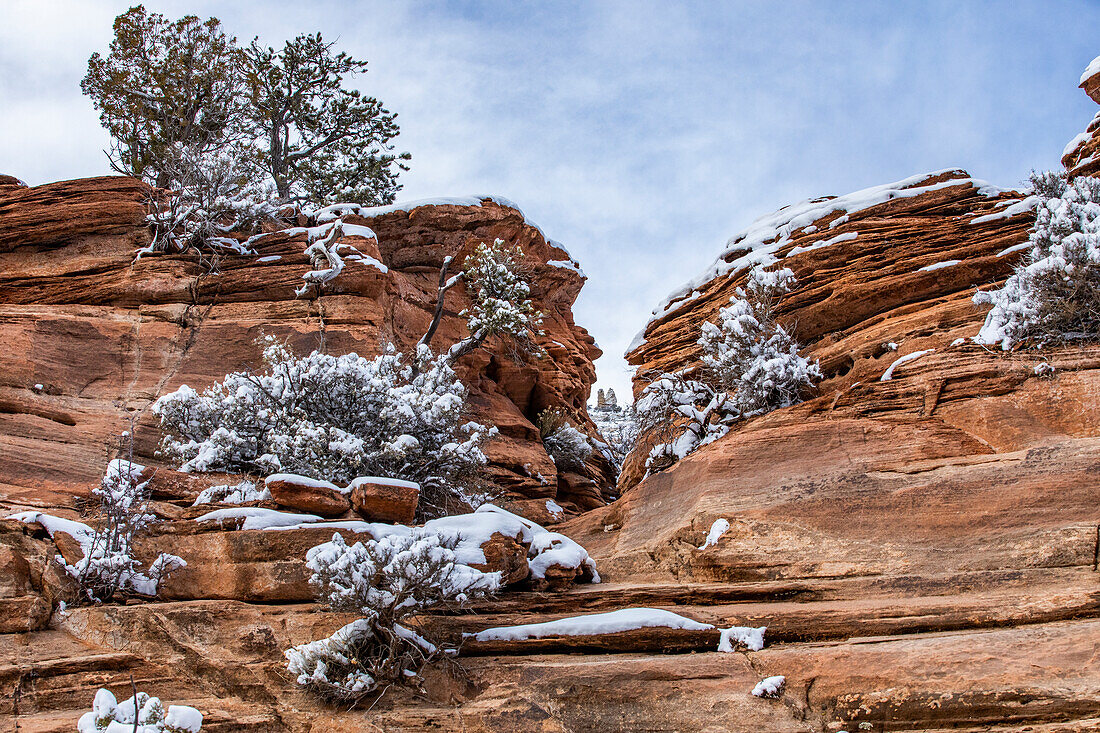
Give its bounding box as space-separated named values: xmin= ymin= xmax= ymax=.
xmin=698 ymin=518 xmax=730 ymax=550
xmin=1080 ymin=55 xmax=1100 ymax=86
xmin=194 ymin=507 xmax=325 ymax=530
xmin=786 ymin=231 xmax=857 ymax=257
xmin=468 ymin=608 xmax=713 ymax=641
xmin=752 ymin=675 xmax=786 ymax=698
xmin=880 ymin=349 xmax=934 ymax=381
xmin=917 ymin=259 xmax=961 ymax=272
xmin=718 ymin=625 xmax=766 ymax=652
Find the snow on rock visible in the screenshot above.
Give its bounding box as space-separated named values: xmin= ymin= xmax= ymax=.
xmin=698 ymin=518 xmax=730 ymax=550
xmin=1080 ymin=55 xmax=1100 ymax=86
xmin=467 ymin=608 xmax=713 ymax=642
xmin=968 ymin=195 xmax=1038 ymax=226
xmin=255 ymin=255 xmax=282 ymax=263
xmin=7 ymin=510 xmax=94 ymax=553
xmin=718 ymin=625 xmax=766 ymax=652
xmin=752 ymin=675 xmax=786 ymax=698
xmin=880 ymin=349 xmax=934 ymax=381
xmin=194 ymin=507 xmax=325 ymax=530
xmin=632 ymin=170 xmax=1009 ymax=347
xmin=265 ymin=473 xmax=343 ymax=493
xmin=547 ymin=258 xmax=586 ymax=278
xmin=275 ymin=504 xmax=599 ymax=587
xmin=786 ymin=231 xmax=857 ymax=257
xmin=545 ymin=499 xmax=565 ymax=519
xmin=917 ymin=259 xmax=961 ymax=272
xmin=344 ymin=476 xmax=421 ymax=494
xmin=193 ymin=480 xmax=269 ymax=506
xmin=425 ymin=504 xmax=599 ymax=582
xmin=77 ymin=687 xmax=203 ymax=732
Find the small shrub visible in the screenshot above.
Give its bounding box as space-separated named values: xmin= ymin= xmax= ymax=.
xmin=537 ymin=409 xmax=593 ymax=474
xmin=636 ymin=265 xmax=819 ymax=475
xmin=285 ymin=530 xmax=499 ymax=702
xmin=69 ymin=434 xmax=184 ymax=603
xmin=975 ymin=171 xmax=1100 ymax=349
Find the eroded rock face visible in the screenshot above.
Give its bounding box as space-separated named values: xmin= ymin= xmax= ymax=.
xmin=0 ymin=179 xmax=613 ymax=515
xmin=5 ymin=59 xmax=1100 ymax=733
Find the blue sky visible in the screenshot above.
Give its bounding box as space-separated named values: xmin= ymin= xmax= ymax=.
xmin=3 ymin=1 xmax=1099 ymax=400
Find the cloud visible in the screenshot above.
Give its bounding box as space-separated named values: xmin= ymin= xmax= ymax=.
xmin=3 ymin=1 xmax=1099 ymax=402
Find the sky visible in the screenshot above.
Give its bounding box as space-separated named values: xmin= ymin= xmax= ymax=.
xmin=3 ymin=1 xmax=1100 ymax=402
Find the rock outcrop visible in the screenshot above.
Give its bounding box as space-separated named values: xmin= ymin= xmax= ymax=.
xmin=0 ymin=181 xmax=614 ymax=516
xmin=3 ymin=56 xmax=1100 ymax=733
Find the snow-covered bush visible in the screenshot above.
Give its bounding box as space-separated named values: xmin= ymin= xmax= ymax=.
xmin=69 ymin=449 xmax=184 ymax=604
xmin=699 ymin=266 xmax=821 ymax=415
xmin=537 ymin=408 xmax=593 ymax=473
xmin=419 ymin=239 xmax=546 ymax=364
xmin=975 ymin=171 xmax=1100 ymax=349
xmin=78 ymin=687 xmax=202 ymax=732
xmin=636 ymin=265 xmax=819 ymax=475
xmin=153 ymin=337 xmax=496 ymax=518
xmin=286 ymin=530 xmax=499 ymax=702
xmin=142 ymin=140 xmax=278 ymax=260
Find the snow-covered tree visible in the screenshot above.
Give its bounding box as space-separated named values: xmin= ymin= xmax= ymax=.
xmin=153 ymin=337 xmax=495 ymax=518
xmin=241 ymin=33 xmax=409 ymax=204
xmin=66 ymin=432 xmax=185 ymax=604
xmin=78 ymin=688 xmax=202 ymax=732
xmin=975 ymin=171 xmax=1100 ymax=349
xmin=636 ymin=265 xmax=820 ymax=475
xmin=698 ymin=266 xmax=821 ymax=415
xmin=419 ymin=239 xmax=545 ymax=366
xmin=142 ymin=140 xmax=277 ymax=258
xmin=285 ymin=530 xmax=499 ymax=702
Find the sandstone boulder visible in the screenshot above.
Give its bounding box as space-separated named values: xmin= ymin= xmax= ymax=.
xmin=265 ymin=474 xmax=350 ymax=518
xmin=347 ymin=476 xmax=420 ymax=523
xmin=466 ymin=531 xmax=530 ymax=585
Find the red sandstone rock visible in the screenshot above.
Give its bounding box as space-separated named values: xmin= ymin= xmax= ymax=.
xmin=0 ymin=181 xmax=612 ymax=512
xmin=347 ymin=476 xmax=419 ymax=523
xmin=466 ymin=531 xmax=529 ymax=585
xmin=265 ymin=475 xmax=350 ymax=518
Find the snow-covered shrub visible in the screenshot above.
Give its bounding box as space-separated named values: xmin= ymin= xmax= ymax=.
xmin=286 ymin=530 xmax=499 ymax=702
xmin=143 ymin=140 xmax=278 ymax=260
xmin=636 ymin=265 xmax=819 ymax=475
xmin=69 ymin=449 xmax=184 ymax=604
xmin=78 ymin=687 xmax=202 ymax=732
xmin=537 ymin=408 xmax=593 ymax=473
xmin=975 ymin=171 xmax=1100 ymax=349
xmin=698 ymin=266 xmax=821 ymax=415
xmin=420 ymin=239 xmax=546 ymax=365
xmin=153 ymin=337 xmax=496 ymax=519
xmin=634 ymin=372 xmax=736 ymax=474
xmin=454 ymin=239 xmax=544 ymax=359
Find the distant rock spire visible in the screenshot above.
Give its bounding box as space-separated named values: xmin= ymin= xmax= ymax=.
xmin=596 ymin=388 xmax=607 ymax=408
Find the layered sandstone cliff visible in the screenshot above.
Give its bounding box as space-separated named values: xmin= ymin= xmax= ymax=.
xmin=0 ymin=179 xmax=614 ymax=516
xmin=3 ymin=59 xmax=1100 ymax=733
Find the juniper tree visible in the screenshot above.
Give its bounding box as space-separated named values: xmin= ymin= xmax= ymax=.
xmin=240 ymin=33 xmax=410 ymax=205
xmin=81 ymin=5 xmax=243 ymax=187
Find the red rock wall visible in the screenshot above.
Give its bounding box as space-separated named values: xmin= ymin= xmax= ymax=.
xmin=0 ymin=177 xmax=614 ymax=514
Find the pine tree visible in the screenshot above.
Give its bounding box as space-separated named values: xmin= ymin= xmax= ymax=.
xmin=81 ymin=5 xmax=242 ymax=187
xmin=240 ymin=33 xmax=410 ymax=205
